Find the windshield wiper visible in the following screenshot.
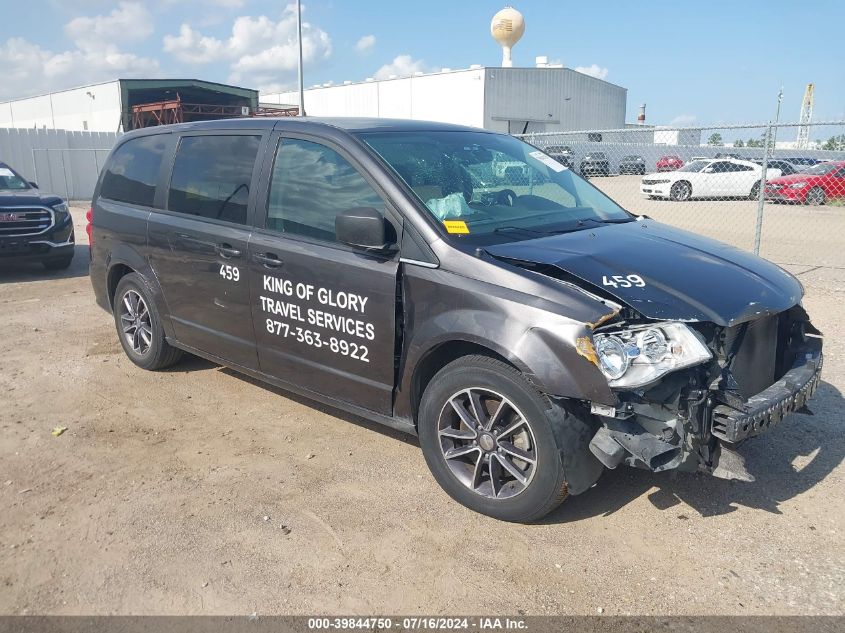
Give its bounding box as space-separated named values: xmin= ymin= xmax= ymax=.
xmin=493 ymin=226 xmax=554 ymax=236
xmin=594 ymin=217 xmax=636 ymax=224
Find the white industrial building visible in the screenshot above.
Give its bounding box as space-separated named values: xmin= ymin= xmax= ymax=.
xmin=261 ymin=66 xmax=627 ymax=134
xmin=0 ymin=79 xmax=259 ymax=133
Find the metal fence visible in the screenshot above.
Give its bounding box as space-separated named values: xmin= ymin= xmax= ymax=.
xmin=0 ymin=127 xmax=118 ymax=200
xmin=517 ymin=121 xmax=845 ymax=268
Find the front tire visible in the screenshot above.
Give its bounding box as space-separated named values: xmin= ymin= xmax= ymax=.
xmin=805 ymin=187 xmax=826 ymax=206
xmin=670 ymin=181 xmax=692 ymax=201
xmin=749 ymin=181 xmax=761 ymax=200
xmin=418 ymin=356 xmax=572 ymax=522
xmin=113 ymin=273 xmax=182 ymax=370
xmin=43 ymin=256 xmax=73 ymax=271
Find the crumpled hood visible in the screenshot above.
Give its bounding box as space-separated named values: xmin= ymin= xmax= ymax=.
xmin=485 ymin=220 xmax=803 ymax=326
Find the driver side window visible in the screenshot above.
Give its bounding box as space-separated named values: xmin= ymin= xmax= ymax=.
xmin=267 ymin=138 xmax=384 ymax=243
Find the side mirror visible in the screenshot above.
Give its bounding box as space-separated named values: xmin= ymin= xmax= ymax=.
xmin=704 ymin=167 xmax=714 ymax=173
xmin=336 ymin=207 xmax=395 ymax=252
xmin=29 ymin=181 xmax=38 ymax=188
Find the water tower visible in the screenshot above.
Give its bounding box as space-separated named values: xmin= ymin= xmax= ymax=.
xmin=491 ymin=7 xmax=525 ymax=68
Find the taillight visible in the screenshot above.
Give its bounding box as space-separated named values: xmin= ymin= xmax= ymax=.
xmin=85 ymin=206 xmax=93 ymax=249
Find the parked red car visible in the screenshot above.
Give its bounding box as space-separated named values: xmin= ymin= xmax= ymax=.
xmin=765 ymin=161 xmax=845 ymax=205
xmin=656 ymin=155 xmax=684 ymax=172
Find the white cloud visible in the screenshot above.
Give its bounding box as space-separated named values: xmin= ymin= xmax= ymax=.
xmin=374 ymin=54 xmax=429 ymax=80
xmin=669 ymin=114 xmax=697 ymax=126
xmin=0 ymin=4 xmax=159 ymax=101
xmin=163 ymin=4 xmax=332 ymax=88
xmin=574 ymin=64 xmax=609 ymax=80
xmin=162 ymin=24 xmax=226 ymax=63
xmin=65 ymin=2 xmax=154 ymax=52
xmin=355 ymin=34 xmax=376 ymax=53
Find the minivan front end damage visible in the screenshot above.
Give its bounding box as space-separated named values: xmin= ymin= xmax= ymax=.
xmin=584 ymin=304 xmax=823 ymax=481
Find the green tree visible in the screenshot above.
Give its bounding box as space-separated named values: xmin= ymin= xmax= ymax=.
xmin=822 ymin=135 xmax=845 ymax=151
xmin=707 ymin=133 xmax=723 ymax=146
xmin=746 ymin=137 xmax=764 ymax=148
xmin=734 ymin=139 xmax=745 ymax=148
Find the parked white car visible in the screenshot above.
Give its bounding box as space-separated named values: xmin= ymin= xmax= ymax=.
xmin=640 ymin=158 xmax=781 ymax=201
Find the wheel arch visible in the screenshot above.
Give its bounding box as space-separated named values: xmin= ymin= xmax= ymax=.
xmin=105 ymin=246 xmax=175 ymax=338
xmin=671 ymin=179 xmax=693 ymax=199
xmin=409 ymin=339 xmax=524 ymax=430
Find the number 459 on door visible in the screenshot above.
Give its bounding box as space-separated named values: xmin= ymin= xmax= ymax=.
xmin=602 ymin=274 xmax=645 ymax=288
xmin=219 ymin=264 xmax=240 ymax=282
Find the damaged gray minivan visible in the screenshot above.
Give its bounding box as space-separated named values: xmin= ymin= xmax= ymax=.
xmin=90 ymin=118 xmax=823 ymax=522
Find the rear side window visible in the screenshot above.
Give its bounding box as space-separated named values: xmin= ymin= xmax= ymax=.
xmin=167 ymin=135 xmax=261 ymax=225
xmin=100 ymin=135 xmax=168 ymax=206
xmin=266 ymin=138 xmax=383 ymax=242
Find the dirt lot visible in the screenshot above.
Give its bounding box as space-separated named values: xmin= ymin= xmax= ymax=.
xmin=591 ymin=175 xmax=845 ymax=268
xmin=0 ymin=207 xmax=843 ymax=616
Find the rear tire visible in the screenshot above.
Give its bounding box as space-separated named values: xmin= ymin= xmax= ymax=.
xmin=670 ymin=181 xmax=692 ymax=201
xmin=43 ymin=256 xmax=73 ymax=271
xmin=749 ymin=181 xmax=761 ymax=200
xmin=805 ymin=187 xmax=826 ymax=206
xmin=113 ymin=273 xmax=182 ymax=371
xmin=418 ymin=355 xmax=573 ymax=522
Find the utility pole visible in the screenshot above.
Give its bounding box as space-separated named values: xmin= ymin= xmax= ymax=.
xmin=296 ymin=0 xmax=305 ymax=117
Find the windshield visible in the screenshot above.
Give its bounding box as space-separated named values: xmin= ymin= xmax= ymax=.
xmin=0 ymin=165 xmax=31 ymax=191
xmin=677 ymin=160 xmax=709 ymax=173
xmin=803 ymin=163 xmax=839 ymax=176
xmin=359 ymin=130 xmax=633 ymax=244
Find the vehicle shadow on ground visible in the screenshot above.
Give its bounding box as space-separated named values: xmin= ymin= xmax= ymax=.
xmin=0 ymin=245 xmax=89 ymax=282
xmin=168 ymin=356 xmax=420 ymax=448
xmin=545 ymin=380 xmax=845 ymax=523
xmin=167 ymin=355 xmax=843 ymax=520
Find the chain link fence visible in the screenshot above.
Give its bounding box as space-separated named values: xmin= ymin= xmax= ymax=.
xmin=518 ymin=121 xmax=845 ymax=268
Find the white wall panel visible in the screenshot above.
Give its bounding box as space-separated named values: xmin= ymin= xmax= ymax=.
xmin=0 ymin=81 xmax=121 ymax=132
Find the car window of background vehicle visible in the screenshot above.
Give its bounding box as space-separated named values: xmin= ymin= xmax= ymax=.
xmin=0 ymin=165 xmax=31 ymax=190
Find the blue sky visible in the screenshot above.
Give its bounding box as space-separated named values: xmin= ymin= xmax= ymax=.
xmin=3 ymin=0 xmax=844 ymax=126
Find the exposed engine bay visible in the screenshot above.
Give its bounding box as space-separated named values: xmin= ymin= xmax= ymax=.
xmin=586 ymin=304 xmax=823 ymax=482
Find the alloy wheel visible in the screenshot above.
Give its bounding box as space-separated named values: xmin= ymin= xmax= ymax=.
xmin=120 ymin=290 xmax=152 ymax=355
xmin=807 ymin=188 xmax=825 ymax=206
xmin=671 ymin=182 xmax=691 ymax=201
xmin=437 ymin=388 xmax=538 ymax=499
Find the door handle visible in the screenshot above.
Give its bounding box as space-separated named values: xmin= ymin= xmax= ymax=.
xmin=216 ymin=243 xmax=242 ymax=258
xmin=254 ymin=252 xmax=283 ymax=268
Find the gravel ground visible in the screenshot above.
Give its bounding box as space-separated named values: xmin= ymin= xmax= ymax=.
xmin=590 ymin=175 xmax=845 ymax=268
xmin=0 ymin=206 xmax=842 ymax=616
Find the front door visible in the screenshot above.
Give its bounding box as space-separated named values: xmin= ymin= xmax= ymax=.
xmin=248 ymin=135 xmax=400 ymax=414
xmin=147 ymin=132 xmax=266 ymax=369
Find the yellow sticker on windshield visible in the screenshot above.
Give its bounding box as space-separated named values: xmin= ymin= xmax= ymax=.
xmin=443 ymin=220 xmax=469 ymax=234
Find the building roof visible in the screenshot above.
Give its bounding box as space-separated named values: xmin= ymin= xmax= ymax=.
xmin=260 ymin=65 xmax=627 ymax=98
xmin=0 ymin=78 xmax=257 ymax=106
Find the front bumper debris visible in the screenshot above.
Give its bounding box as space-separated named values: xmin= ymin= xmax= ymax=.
xmin=588 ymin=331 xmax=823 ymax=477
xmin=710 ymin=340 xmax=822 ymax=444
